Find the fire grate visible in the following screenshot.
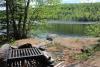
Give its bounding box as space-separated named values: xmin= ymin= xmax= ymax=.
xmin=8 ymin=47 xmax=43 ymax=60
xmin=6 ymin=47 xmax=53 ymax=67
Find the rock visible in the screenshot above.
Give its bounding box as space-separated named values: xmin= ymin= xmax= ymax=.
xmin=43 ymin=51 xmax=54 ymax=62
xmin=54 ymin=61 xmax=65 ymax=67
xmin=38 ymin=45 xmax=46 ymax=51
xmin=43 ymin=51 xmax=51 ymax=59
xmin=18 ymin=43 xmax=32 ymax=49
xmin=1 ymin=44 xmax=11 ymax=51
xmin=47 ymin=37 xmax=53 ymax=41
xmin=0 ymin=44 xmax=11 ymax=59
xmin=11 ymin=46 xmax=17 ymax=49
xmin=1 ymin=44 xmax=11 ymax=57
xmin=0 ymin=49 xmax=5 ymax=61
xmin=0 ymin=49 xmax=7 ymax=67
xmin=46 ymin=34 xmax=58 ymax=41
xmin=0 ymin=44 xmax=11 ymax=60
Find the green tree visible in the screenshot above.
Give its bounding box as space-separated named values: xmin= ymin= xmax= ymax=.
xmin=85 ymin=23 xmax=100 ymax=37
xmin=4 ymin=0 xmax=61 ymax=40
xmin=5 ymin=0 xmax=31 ymax=39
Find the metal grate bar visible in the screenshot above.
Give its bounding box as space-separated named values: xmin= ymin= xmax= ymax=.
xmin=32 ymin=48 xmax=37 ymax=56
xmin=30 ymin=48 xmax=35 ymax=55
xmin=7 ymin=47 xmax=43 ymax=60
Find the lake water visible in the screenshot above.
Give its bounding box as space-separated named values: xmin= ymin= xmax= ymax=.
xmin=46 ymin=20 xmax=99 ymax=36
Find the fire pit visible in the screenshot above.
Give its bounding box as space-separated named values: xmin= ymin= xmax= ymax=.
xmin=6 ymin=47 xmax=53 ymax=67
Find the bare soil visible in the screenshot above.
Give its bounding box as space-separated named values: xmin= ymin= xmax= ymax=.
xmin=54 ymin=37 xmax=99 ymax=49
xmin=13 ymin=37 xmax=100 ymax=67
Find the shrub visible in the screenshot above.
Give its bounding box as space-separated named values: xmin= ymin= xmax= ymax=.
xmin=85 ymin=23 xmax=100 ymax=37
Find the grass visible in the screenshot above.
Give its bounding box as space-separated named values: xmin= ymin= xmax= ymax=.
xmin=74 ymin=43 xmax=100 ymax=61
xmin=9 ymin=39 xmax=16 ymax=45
xmin=74 ymin=51 xmax=93 ymax=61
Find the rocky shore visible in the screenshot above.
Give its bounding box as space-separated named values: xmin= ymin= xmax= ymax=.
xmin=0 ymin=35 xmax=100 ymax=67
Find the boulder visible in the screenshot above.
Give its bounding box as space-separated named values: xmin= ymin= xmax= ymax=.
xmin=1 ymin=44 xmax=11 ymax=51
xmin=0 ymin=44 xmax=11 ymax=60
xmin=0 ymin=49 xmax=5 ymax=62
xmin=0 ymin=48 xmax=7 ymax=67
xmin=42 ymin=51 xmax=54 ymax=63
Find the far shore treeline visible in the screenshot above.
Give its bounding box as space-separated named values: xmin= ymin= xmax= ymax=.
xmin=32 ymin=3 xmax=100 ymax=21
xmin=1 ymin=3 xmax=100 ymax=22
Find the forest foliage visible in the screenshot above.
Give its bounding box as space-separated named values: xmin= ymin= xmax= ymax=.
xmin=0 ymin=0 xmax=61 ymax=40
xmin=32 ymin=3 xmax=100 ymax=21
xmin=1 ymin=3 xmax=100 ymax=22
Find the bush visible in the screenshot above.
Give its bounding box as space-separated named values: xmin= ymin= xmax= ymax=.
xmin=74 ymin=47 xmax=94 ymax=60
xmin=85 ymin=23 xmax=100 ymax=37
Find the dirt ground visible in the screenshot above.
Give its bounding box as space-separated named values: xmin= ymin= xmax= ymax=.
xmin=13 ymin=38 xmax=51 ymax=48
xmin=14 ymin=37 xmax=99 ymax=49
xmin=54 ymin=37 xmax=99 ymax=49
xmin=13 ymin=37 xmax=100 ymax=67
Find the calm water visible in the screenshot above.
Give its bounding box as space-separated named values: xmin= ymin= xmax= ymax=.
xmin=47 ymin=20 xmax=99 ymax=36
xmin=48 ymin=24 xmax=88 ymax=35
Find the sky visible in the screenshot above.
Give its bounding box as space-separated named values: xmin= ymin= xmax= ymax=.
xmin=62 ymin=0 xmax=100 ymax=3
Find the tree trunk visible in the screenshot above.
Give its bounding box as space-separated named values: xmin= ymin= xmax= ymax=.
xmin=18 ymin=14 xmax=23 ymax=38
xmin=6 ymin=0 xmax=31 ymax=40
xmin=11 ymin=0 xmax=19 ymax=39
xmin=6 ymin=0 xmax=10 ymax=40
xmin=22 ymin=0 xmax=30 ymax=38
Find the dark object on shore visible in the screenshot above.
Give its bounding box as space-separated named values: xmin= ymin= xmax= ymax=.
xmin=47 ymin=37 xmax=53 ymax=41
xmin=18 ymin=43 xmax=32 ymax=49
xmin=46 ymin=34 xmax=58 ymax=41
